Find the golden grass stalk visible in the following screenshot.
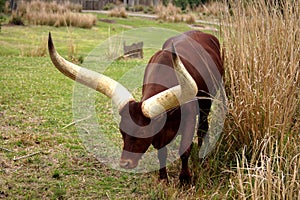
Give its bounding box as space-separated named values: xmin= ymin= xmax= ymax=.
xmin=227 ymin=137 xmax=299 ymax=199
xmin=223 ymin=0 xmax=299 ymax=152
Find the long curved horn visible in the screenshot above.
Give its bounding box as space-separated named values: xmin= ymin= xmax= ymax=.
xmin=48 ymin=32 xmax=134 ymax=112
xmin=141 ymin=43 xmax=198 ymax=118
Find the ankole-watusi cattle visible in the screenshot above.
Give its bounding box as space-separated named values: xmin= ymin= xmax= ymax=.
xmin=48 ymin=30 xmax=223 ymax=183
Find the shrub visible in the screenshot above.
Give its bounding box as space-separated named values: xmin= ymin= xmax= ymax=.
xmin=9 ymin=12 xmax=24 ymax=25
xmin=188 ymin=0 xmax=201 ymax=9
xmin=156 ymin=3 xmax=196 ymax=23
xmin=143 ymin=6 xmax=155 ymax=14
xmin=173 ymin=0 xmax=188 ymax=10
xmin=126 ymin=5 xmax=144 ymax=12
xmin=184 ymin=13 xmax=196 ymax=24
xmin=0 ymin=12 xmax=6 ymax=31
xmin=156 ymin=3 xmax=181 ymax=21
xmin=132 ymin=5 xmax=144 ymax=12
xmin=173 ymin=0 xmax=209 ymax=10
xmin=108 ymin=7 xmax=127 ymax=18
xmin=103 ymin=3 xmax=115 ymax=10
xmin=0 ymin=15 xmax=3 ymax=31
xmin=11 ymin=0 xmax=95 ymax=28
xmin=0 ymin=0 xmax=5 ymax=13
xmin=162 ymin=0 xmax=170 ymax=6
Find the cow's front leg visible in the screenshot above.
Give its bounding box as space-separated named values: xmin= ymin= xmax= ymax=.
xmin=179 ymin=143 xmax=192 ymax=183
xmin=157 ymin=147 xmax=168 ymax=182
xmin=178 ymin=103 xmax=197 ymax=183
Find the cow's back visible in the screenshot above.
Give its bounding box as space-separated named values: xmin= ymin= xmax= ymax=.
xmin=142 ymin=30 xmax=223 ymax=101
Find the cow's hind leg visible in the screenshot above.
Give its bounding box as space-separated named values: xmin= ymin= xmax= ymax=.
xmin=197 ymin=98 xmax=211 ymax=147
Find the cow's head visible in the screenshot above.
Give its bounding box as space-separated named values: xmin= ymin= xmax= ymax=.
xmin=118 ymin=101 xmax=152 ymax=169
xmin=48 ymin=33 xmax=197 ymax=169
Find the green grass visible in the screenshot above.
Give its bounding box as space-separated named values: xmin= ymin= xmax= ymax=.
xmin=0 ymin=54 xmax=151 ymax=198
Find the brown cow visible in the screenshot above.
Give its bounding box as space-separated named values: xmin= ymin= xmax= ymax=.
xmin=48 ymin=30 xmax=223 ymax=183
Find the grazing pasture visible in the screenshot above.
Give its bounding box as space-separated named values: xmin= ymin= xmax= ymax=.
xmin=0 ymin=1 xmax=299 ymax=199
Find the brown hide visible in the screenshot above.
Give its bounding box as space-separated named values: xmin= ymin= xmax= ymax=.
xmin=142 ymin=30 xmax=223 ymax=101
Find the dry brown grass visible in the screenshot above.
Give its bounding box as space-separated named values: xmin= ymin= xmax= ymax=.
xmin=196 ymin=1 xmax=228 ymax=19
xmin=184 ymin=13 xmax=196 ymax=24
xmin=156 ymin=3 xmax=181 ymax=20
xmin=108 ymin=7 xmax=128 ymax=18
xmin=223 ymin=0 xmax=299 ymax=152
xmin=12 ymin=0 xmax=96 ymax=28
xmin=156 ymin=3 xmax=195 ymax=23
xmin=222 ymin=1 xmax=300 ymax=198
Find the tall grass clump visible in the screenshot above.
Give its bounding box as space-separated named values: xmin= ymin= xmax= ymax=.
xmin=108 ymin=7 xmax=128 ymax=18
xmin=156 ymin=3 xmax=196 ymax=24
xmin=196 ymin=1 xmax=228 ymax=20
xmin=11 ymin=0 xmax=96 ymax=28
xmin=21 ymin=35 xmax=47 ymax=57
xmin=222 ymin=1 xmax=299 ymax=199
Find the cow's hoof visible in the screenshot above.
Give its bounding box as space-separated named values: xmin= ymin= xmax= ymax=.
xmin=158 ymin=177 xmax=169 ymax=184
xmin=179 ymin=172 xmax=191 ymax=184
xmin=159 ymin=174 xmax=169 ymax=184
xmin=158 ymin=167 xmax=168 ymax=183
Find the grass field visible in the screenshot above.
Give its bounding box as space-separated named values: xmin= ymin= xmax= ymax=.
xmin=1 ymin=1 xmax=299 ymax=199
